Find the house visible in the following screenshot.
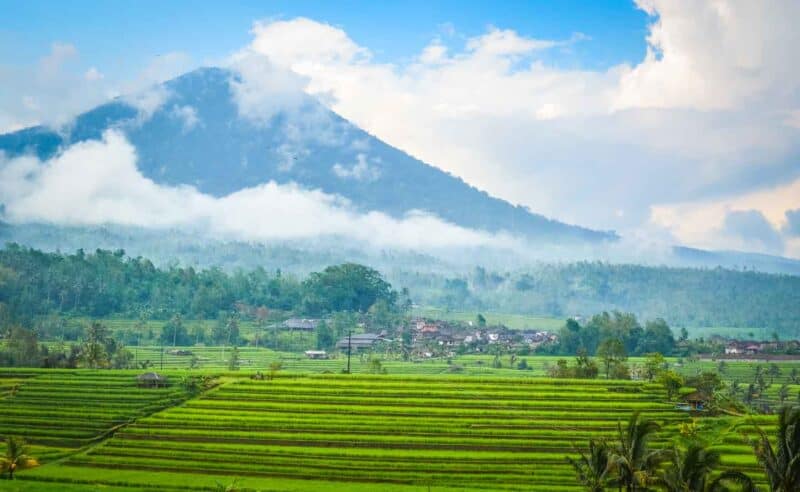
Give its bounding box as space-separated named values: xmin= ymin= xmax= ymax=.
xmin=724 ymin=341 xmax=745 ymax=355
xmin=283 ymin=318 xmax=320 ymax=331
xmin=304 ymin=350 xmax=328 ymax=359
xmin=137 ymin=372 xmax=168 ymax=388
xmin=335 ymin=333 xmax=384 ymax=351
xmin=420 ymin=324 xmax=439 ymax=335
xmin=725 ymin=341 xmax=759 ymax=355
xmin=679 ymin=391 xmax=710 ymax=411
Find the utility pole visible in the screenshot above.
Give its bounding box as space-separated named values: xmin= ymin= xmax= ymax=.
xmin=346 ymin=330 xmax=352 ymax=374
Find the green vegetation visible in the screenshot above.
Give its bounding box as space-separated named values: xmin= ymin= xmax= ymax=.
xmin=1 ymin=371 xmax=689 ymax=490
xmin=0 ymin=370 xmax=190 ymax=463
xmin=0 ymin=245 xmax=402 ymax=323
xmin=2 ymin=364 xmax=800 ymax=490
xmin=2 ymin=245 xmax=799 ymax=339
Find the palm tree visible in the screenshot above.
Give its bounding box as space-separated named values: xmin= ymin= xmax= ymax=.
xmin=567 ymin=439 xmax=615 ymax=492
xmin=660 ymin=444 xmax=755 ymax=492
xmin=1 ymin=436 xmax=38 ymax=479
xmin=614 ymin=412 xmax=666 ymax=492
xmin=749 ymin=405 xmax=800 ymax=492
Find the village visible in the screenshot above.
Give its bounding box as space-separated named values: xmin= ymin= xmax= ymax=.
xmin=282 ymin=317 xmax=560 ymax=360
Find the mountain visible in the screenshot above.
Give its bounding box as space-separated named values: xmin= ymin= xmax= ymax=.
xmin=0 ymin=67 xmax=614 ymax=243
xmin=672 ymin=246 xmax=800 ymax=276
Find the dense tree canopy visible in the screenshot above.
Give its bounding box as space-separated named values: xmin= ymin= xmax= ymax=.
xmin=0 ymin=245 xmax=397 ymax=323
xmin=552 ymin=312 xmax=676 ymax=357
xmin=301 ymin=263 xmax=397 ymax=315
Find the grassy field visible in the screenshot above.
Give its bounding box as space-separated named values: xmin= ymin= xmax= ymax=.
xmin=0 ymin=366 xmax=778 ymax=491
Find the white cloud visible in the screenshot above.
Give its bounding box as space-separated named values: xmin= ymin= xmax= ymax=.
xmin=84 ymin=67 xmax=104 ymax=81
xmin=649 ymin=178 xmax=800 ymax=257
xmin=249 ymin=17 xmax=370 ymax=68
xmin=234 ymin=4 xmax=800 ymax=255
xmin=170 ymin=105 xmax=200 ymax=132
xmin=122 ymin=85 xmax=171 ymax=122
xmin=227 ymin=52 xmax=310 ymax=123
xmin=332 ymin=153 xmax=381 ymax=182
xmin=0 ymin=131 xmax=516 ymax=251
xmin=615 ymin=0 xmax=800 ymax=111
xmin=465 ymin=28 xmax=557 ymax=56
xmin=0 ymin=46 xmax=193 ymax=132
xmin=418 ymin=42 xmax=448 ymax=65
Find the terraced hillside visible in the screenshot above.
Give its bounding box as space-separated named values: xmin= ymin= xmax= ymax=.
xmin=10 ymin=375 xmax=695 ymax=491
xmin=0 ymin=370 xmax=188 ymax=463
xmin=2 ymin=370 xmax=777 ymax=491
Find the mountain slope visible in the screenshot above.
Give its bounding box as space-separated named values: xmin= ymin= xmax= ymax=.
xmin=0 ymin=67 xmax=614 ymax=243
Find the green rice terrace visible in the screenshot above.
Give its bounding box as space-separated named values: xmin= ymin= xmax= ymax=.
xmin=0 ymin=368 xmax=778 ymax=492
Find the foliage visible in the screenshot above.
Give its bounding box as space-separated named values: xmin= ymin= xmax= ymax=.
xmin=658 ymin=370 xmax=685 ymax=400
xmin=557 ymin=312 xmax=676 ymax=357
xmin=301 ymin=263 xmax=397 ymax=315
xmin=0 ymin=246 xmax=397 ymax=323
xmin=597 ymin=338 xmax=627 ymax=379
xmin=1 ymin=436 xmax=38 ymax=479
xmin=227 ymin=346 xmax=240 ymax=371
xmin=748 ymin=404 xmax=800 ymax=492
xmin=368 ymin=358 xmax=388 ymax=374
xmin=548 ymin=353 xmax=599 ymax=379
xmin=315 ymin=321 xmax=334 ymax=350
xmin=268 ymin=361 xmax=283 ymax=380
xmin=181 ymin=375 xmax=214 ymax=396
xmin=659 ymin=444 xmax=755 ymax=492
xmin=644 ymin=352 xmax=668 ymax=381
xmin=566 ymin=440 xmax=614 ymax=492
xmin=613 ymin=412 xmax=665 ymax=491
xmin=686 ymin=372 xmax=725 ymax=395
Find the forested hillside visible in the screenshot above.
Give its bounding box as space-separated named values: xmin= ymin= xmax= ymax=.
xmin=419 ymin=263 xmax=800 ymax=333
xmin=0 ymin=245 xmax=401 ymax=323
xmin=1 ymin=245 xmax=798 ymax=334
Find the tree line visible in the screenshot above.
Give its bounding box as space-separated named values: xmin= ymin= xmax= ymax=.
xmin=0 ymin=244 xmax=402 ymax=324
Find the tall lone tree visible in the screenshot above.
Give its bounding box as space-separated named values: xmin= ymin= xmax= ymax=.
xmin=597 ymin=338 xmax=627 ymax=379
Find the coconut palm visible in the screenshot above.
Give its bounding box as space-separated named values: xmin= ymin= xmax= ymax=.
xmin=613 ymin=411 xmax=666 ymax=492
xmin=567 ymin=439 xmax=615 ymax=492
xmin=0 ymin=436 xmax=38 ymax=479
xmin=660 ymin=444 xmax=755 ymax=492
xmin=749 ymin=405 xmax=800 ymax=492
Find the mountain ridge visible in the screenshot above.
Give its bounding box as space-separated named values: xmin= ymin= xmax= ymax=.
xmin=0 ymin=67 xmax=615 ymax=243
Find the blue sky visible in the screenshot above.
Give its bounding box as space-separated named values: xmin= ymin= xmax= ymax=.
xmin=1 ymin=0 xmax=648 ymax=77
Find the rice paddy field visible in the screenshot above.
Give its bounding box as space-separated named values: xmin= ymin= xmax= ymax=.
xmin=0 ymin=370 xmax=189 ymax=467
xmin=0 ymin=366 xmax=778 ymax=492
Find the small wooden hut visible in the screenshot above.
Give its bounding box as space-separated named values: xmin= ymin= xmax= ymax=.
xmin=137 ymin=372 xmax=168 ymax=388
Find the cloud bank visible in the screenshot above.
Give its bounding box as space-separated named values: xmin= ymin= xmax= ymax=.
xmin=234 ymin=0 xmax=800 ymax=257
xmin=0 ymin=131 xmax=516 ymax=251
